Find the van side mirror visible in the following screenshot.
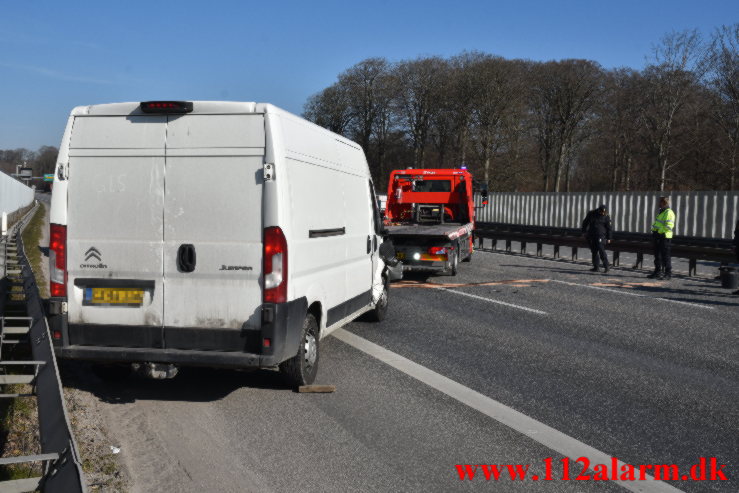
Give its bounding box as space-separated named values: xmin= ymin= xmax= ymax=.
xmin=379 ymin=241 xmax=398 ymax=266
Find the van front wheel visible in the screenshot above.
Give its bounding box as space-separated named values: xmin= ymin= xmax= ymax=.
xmin=279 ymin=313 xmax=319 ymax=387
xmin=367 ymin=278 xmax=389 ymax=322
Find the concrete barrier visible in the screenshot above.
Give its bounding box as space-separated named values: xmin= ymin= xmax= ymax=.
xmin=1 ymin=170 xmax=34 ymax=222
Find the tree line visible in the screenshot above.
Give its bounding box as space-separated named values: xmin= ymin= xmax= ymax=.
xmin=0 ymin=146 xmax=58 ymax=190
xmin=304 ymin=26 xmax=738 ymax=193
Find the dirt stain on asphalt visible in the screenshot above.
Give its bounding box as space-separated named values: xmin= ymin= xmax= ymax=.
xmin=392 ymin=279 xmax=550 ymax=289
xmin=592 ymin=280 xmax=665 ymax=288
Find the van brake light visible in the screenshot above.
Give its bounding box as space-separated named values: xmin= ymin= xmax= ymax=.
xmin=264 ymin=226 xmax=287 ymax=303
xmin=140 ymin=101 xmax=193 ymax=114
xmin=49 ymin=224 xmax=67 ymax=297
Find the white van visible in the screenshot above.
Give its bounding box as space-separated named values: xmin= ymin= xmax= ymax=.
xmin=48 ymin=101 xmax=397 ymax=385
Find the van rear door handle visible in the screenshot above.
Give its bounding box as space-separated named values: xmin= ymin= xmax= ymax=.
xmin=177 ymin=244 xmax=196 ymax=273
xmin=367 ymin=235 xmax=372 ymax=254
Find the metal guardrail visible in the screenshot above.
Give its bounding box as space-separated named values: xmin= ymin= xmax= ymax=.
xmin=0 ymin=204 xmax=86 ymax=493
xmin=474 ymin=222 xmax=736 ymax=276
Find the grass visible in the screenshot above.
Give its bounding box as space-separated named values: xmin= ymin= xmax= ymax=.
xmin=21 ymin=204 xmax=48 ymax=298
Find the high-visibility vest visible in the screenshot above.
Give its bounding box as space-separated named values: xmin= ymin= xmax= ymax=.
xmin=651 ymin=208 xmax=676 ymax=238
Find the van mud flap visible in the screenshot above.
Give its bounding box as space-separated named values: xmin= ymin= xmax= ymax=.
xmin=260 ymin=297 xmax=308 ymax=365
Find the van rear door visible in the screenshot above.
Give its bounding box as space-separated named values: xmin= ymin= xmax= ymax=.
xmin=162 ymin=114 xmax=265 ymax=336
xmin=66 ymin=115 xmax=166 ymax=333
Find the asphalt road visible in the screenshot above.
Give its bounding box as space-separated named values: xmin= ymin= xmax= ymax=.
xmin=54 ymin=232 xmax=737 ymax=492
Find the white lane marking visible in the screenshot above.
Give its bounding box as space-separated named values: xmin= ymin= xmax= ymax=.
xmin=334 ymin=329 xmax=684 ymax=493
xmin=549 ymin=279 xmax=715 ymax=310
xmin=436 ymin=287 xmax=547 ymax=315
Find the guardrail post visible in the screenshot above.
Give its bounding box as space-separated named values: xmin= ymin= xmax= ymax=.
xmin=536 ymin=243 xmax=543 ymax=257
xmin=553 ymin=245 xmax=560 ymax=259
xmin=689 ymin=258 xmax=697 ymax=276
xmin=571 ymin=246 xmax=578 ymax=260
xmin=635 ymin=252 xmax=643 ymax=269
xmin=505 ymin=240 xmax=511 ymax=252
xmin=613 ymin=251 xmax=620 ymax=267
xmin=520 ymin=242 xmax=527 ymax=254
xmin=491 ymin=239 xmax=497 ymax=251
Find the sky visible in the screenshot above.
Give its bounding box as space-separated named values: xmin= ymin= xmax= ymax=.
xmin=0 ymin=0 xmax=736 ymax=151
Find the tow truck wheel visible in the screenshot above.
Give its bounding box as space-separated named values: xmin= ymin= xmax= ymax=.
xmin=367 ymin=277 xmax=389 ymax=322
xmin=462 ymin=245 xmax=472 ymax=262
xmin=279 ymin=313 xmax=320 ymax=387
xmin=449 ymin=248 xmax=459 ymax=276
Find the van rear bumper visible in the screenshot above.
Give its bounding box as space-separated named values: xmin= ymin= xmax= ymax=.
xmin=56 ymin=345 xmax=267 ymax=367
xmin=50 ymin=297 xmax=308 ymax=369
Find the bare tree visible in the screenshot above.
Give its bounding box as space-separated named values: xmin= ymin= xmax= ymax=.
xmin=33 ymin=146 xmax=58 ymax=176
xmin=340 ymin=58 xmax=390 ymax=152
xmin=303 ymin=83 xmax=352 ymax=134
xmin=429 ymin=62 xmax=455 ymax=167
xmin=638 ymin=29 xmax=707 ymax=190
xmin=705 ymin=24 xmax=739 ymax=189
xmin=372 ymin=67 xmax=401 ymax=184
xmin=600 ymin=69 xmax=641 ymax=190
xmin=0 ymin=148 xmax=34 ymax=175
xmin=530 ymin=60 xmax=603 ymax=191
xmin=394 ymin=57 xmax=448 ymax=167
xmin=469 ymin=57 xmax=522 ymax=187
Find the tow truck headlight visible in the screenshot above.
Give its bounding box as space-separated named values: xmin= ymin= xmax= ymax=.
xmin=412 ymin=252 xmax=421 ymax=261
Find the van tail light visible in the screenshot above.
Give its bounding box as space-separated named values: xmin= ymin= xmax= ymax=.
xmin=264 ymin=226 xmax=287 ymax=303
xmin=428 ymin=246 xmax=447 ymax=255
xmin=49 ymin=223 xmax=67 ymax=297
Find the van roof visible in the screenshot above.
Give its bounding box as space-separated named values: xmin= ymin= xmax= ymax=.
xmin=69 ymin=101 xmax=365 ymax=153
xmin=70 ymin=101 xmax=273 ymax=116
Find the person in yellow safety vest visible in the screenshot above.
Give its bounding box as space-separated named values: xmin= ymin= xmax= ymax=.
xmin=648 ymin=196 xmax=676 ymax=280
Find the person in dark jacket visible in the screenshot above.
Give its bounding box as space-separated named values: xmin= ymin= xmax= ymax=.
xmin=734 ymin=219 xmax=739 ymax=295
xmin=581 ymin=204 xmax=612 ymax=273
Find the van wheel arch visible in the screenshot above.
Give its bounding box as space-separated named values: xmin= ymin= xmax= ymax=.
xmin=307 ymin=302 xmax=323 ymax=336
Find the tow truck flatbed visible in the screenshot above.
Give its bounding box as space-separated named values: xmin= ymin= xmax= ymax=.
xmin=385 ymin=222 xmax=474 ymax=240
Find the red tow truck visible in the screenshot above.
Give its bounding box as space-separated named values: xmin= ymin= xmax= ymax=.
xmin=383 ymin=168 xmax=487 ymax=276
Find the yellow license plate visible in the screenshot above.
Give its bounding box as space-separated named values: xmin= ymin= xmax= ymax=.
xmin=396 ymin=252 xmax=406 ymax=260
xmin=86 ymin=287 xmax=144 ymax=305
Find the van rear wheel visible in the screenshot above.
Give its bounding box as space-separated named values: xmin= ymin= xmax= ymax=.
xmin=279 ymin=313 xmax=319 ymax=387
